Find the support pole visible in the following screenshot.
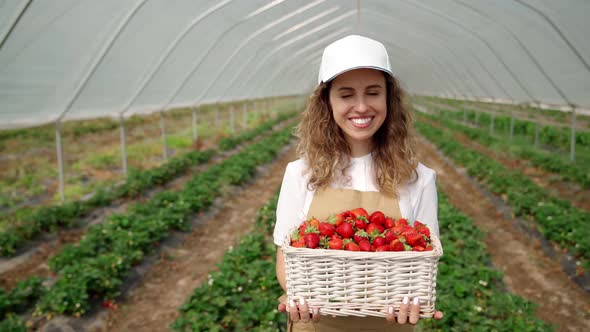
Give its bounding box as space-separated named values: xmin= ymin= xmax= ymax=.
xmin=55 ymin=121 xmax=65 ymax=203
xmin=253 ymin=100 xmax=258 ymax=124
xmin=230 ymin=104 xmax=235 ymax=133
xmin=192 ymin=106 xmax=198 ymax=142
xmin=120 ymin=113 xmax=128 ymax=176
xmin=214 ymin=103 xmax=219 ymax=128
xmin=571 ymin=106 xmax=577 ymax=161
xmin=490 ymin=112 xmax=495 ymax=136
xmin=160 ymin=111 xmax=168 ymax=160
xmin=243 ymin=101 xmax=248 ymax=129
xmin=509 ymin=111 xmax=515 ymax=141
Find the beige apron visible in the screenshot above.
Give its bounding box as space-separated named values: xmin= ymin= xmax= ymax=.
xmin=282 ymin=187 xmax=415 ymax=332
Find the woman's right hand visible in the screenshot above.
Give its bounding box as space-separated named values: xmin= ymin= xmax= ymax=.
xmin=278 ymin=296 xmax=321 ymax=323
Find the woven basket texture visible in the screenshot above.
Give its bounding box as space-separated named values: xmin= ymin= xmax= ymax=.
xmin=282 ymin=233 xmax=443 ymax=318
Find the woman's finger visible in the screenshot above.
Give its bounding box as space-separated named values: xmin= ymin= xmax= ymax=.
xmin=385 ymin=306 xmax=396 ymax=323
xmin=288 ymin=299 xmax=300 ymax=322
xmin=434 ymin=310 xmax=444 ymax=320
xmin=298 ymin=297 xmax=310 ymax=323
xmin=408 ymin=297 xmax=420 ymax=325
xmin=397 ymin=296 xmax=409 ymax=324
xmin=311 ymin=307 xmax=321 ymax=322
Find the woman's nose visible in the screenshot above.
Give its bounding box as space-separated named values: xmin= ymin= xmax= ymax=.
xmin=356 ymin=97 xmax=369 ymax=112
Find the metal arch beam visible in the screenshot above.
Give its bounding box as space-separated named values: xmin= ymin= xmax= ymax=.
xmin=55 ymin=0 xmax=148 ymax=122
xmin=363 ymin=7 xmax=515 ymax=101
xmin=232 ymin=10 xmax=356 ymax=99
xmin=361 ymin=10 xmax=483 ymax=99
xmin=118 ymin=0 xmax=233 ymax=116
xmin=0 ymin=0 xmax=32 ymax=51
xmin=198 ymin=0 xmax=329 ymax=105
xmin=514 ymin=0 xmax=590 ymax=76
xmin=401 ymin=0 xmax=537 ymax=103
xmin=217 ymin=5 xmax=341 ymax=101
xmin=454 ymin=0 xmax=572 ymax=105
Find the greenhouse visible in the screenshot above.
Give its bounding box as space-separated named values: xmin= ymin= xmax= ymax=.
xmin=0 ymin=1 xmax=589 ymax=331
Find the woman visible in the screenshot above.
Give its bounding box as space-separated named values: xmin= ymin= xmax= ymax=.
xmin=273 ymin=35 xmax=444 ymax=331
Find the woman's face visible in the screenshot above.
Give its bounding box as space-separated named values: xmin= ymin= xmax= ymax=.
xmin=329 ymin=68 xmax=387 ymax=153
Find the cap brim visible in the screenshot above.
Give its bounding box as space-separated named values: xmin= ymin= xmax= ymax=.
xmin=320 ymin=66 xmax=394 ymax=84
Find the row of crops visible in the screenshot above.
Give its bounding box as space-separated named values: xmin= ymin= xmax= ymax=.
xmin=413 ymin=112 xmax=590 ymax=274
xmin=0 ymin=111 xmax=298 ymax=330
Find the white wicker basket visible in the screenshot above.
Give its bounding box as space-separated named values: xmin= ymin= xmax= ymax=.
xmin=281 ymin=232 xmax=443 ymax=318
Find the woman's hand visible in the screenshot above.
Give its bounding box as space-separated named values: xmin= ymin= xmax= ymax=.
xmin=385 ymin=297 xmax=443 ymax=324
xmin=277 ymin=296 xmax=321 ymax=323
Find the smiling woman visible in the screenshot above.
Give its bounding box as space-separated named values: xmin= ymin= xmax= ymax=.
xmin=273 ymin=35 xmax=443 ymax=331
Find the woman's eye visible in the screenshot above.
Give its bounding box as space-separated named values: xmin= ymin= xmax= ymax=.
xmin=341 ymin=95 xmax=352 ymax=99
xmin=367 ymin=92 xmax=379 ymax=96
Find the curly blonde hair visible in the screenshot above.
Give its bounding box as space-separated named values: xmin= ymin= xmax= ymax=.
xmin=295 ymin=74 xmax=418 ymax=197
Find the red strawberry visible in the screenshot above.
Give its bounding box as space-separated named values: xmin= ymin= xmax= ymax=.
xmin=396 ymin=218 xmax=409 ymax=226
xmin=405 ymin=233 xmax=423 ymax=247
xmin=344 ymin=242 xmax=360 ymax=251
xmin=384 ymin=217 xmax=396 ymax=229
xmin=327 ymin=213 xmax=344 ymax=227
xmin=413 ymin=246 xmax=425 ymax=252
xmin=304 ymin=233 xmax=320 ymax=248
xmin=383 ymin=230 xmax=398 ymax=244
xmin=341 ymin=211 xmax=353 ymax=220
xmin=336 ymin=223 xmax=354 ymax=239
xmin=369 ymin=211 xmax=386 ymax=226
xmin=328 ymin=237 xmax=343 ymax=250
xmin=390 ymin=239 xmax=405 ymax=251
xmin=319 ymin=222 xmax=335 ymax=237
xmin=354 ymin=217 xmax=368 ymax=230
xmin=349 ymin=208 xmax=369 ymax=219
xmin=417 ymin=226 xmax=431 ymax=238
xmin=372 ymin=236 xmax=386 ymax=248
xmin=366 ymin=223 xmax=384 ymax=236
xmin=358 ymin=239 xmax=372 ymax=252
xmin=413 ymin=220 xmax=425 ymax=229
xmin=425 ymin=245 xmax=433 ymax=251
xmin=292 ymin=238 xmax=305 ymax=248
xmin=375 ymin=245 xmax=390 ymax=252
xmin=353 ymin=230 xmax=369 ymax=244
xmin=308 ymin=218 xmax=320 ymax=230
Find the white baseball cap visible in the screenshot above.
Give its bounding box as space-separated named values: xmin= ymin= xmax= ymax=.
xmin=318 ymin=35 xmax=393 ymax=84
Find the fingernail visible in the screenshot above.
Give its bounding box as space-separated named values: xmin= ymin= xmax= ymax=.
xmin=300 ymin=296 xmax=305 ymax=305
xmin=388 ymin=306 xmax=394 ymax=315
xmin=403 ymin=296 xmax=409 ymax=304
xmin=313 ymin=307 xmax=319 ymax=315
xmin=413 ymin=297 xmax=420 ymax=305
xmin=290 ymin=300 xmax=296 ymax=307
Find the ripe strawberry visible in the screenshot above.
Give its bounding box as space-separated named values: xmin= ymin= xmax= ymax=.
xmin=425 ymin=245 xmax=433 ymax=251
xmin=369 ymin=211 xmax=386 ymax=226
xmin=327 ymin=213 xmax=344 ymax=227
xmin=405 ymin=233 xmax=423 ymax=247
xmin=319 ymin=222 xmax=335 ymax=237
xmin=328 ymin=237 xmax=343 ymax=250
xmin=413 ymin=246 xmax=425 ymax=252
xmin=349 ymin=208 xmax=369 ymax=219
xmin=336 ymin=222 xmax=354 ymax=239
xmin=291 ymin=238 xmax=305 ymax=248
xmin=390 ymin=239 xmax=405 ymax=251
xmin=344 ymin=242 xmax=360 ymax=251
xmin=396 ymin=218 xmax=409 ymax=226
xmin=354 ymin=217 xmax=368 ymax=230
xmin=383 ymin=230 xmax=398 ymax=244
xmin=341 ymin=211 xmax=353 ymax=220
xmin=384 ymin=217 xmax=396 ymax=229
xmin=358 ymin=239 xmax=372 ymax=252
xmin=308 ymin=218 xmax=320 ymax=230
xmin=413 ymin=220 xmax=425 ymax=229
xmin=417 ymin=226 xmax=431 ymax=238
xmin=375 ymin=245 xmax=390 ymax=252
xmin=304 ymin=233 xmax=320 ymax=248
xmin=290 ymin=229 xmax=301 ymax=244
xmin=366 ymin=223 xmax=384 ymax=236
xmin=372 ymin=236 xmax=386 ymax=247
xmin=353 ymin=230 xmax=369 ymax=244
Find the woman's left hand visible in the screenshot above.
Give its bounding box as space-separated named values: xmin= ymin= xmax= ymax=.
xmin=385 ymin=297 xmax=443 ymax=324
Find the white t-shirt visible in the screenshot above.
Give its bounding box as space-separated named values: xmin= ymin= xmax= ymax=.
xmin=273 ymin=153 xmax=439 ymax=246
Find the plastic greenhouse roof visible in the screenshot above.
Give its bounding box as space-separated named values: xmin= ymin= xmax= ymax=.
xmin=1 ymin=0 xmax=589 ymax=129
